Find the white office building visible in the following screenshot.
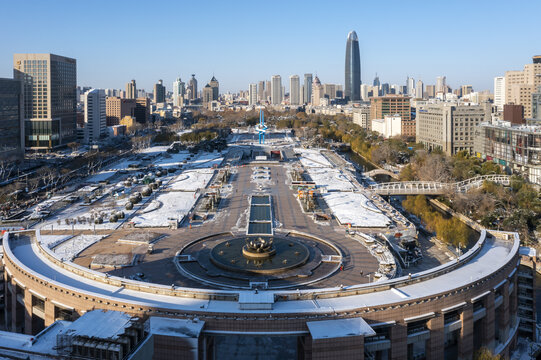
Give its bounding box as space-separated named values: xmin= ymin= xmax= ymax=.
xmin=494 ymin=76 xmax=505 ymax=112
xmin=371 ymin=115 xmax=402 ymax=138
xmin=83 ymin=89 xmax=106 ymax=144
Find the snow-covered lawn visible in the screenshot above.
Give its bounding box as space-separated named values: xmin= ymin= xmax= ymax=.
xmin=130 ymin=191 xmax=198 ymax=227
xmin=322 ymin=192 xmax=390 ymax=227
xmin=188 ymin=152 xmax=224 ymax=169
xmin=168 ymin=169 xmax=214 ymax=191
xmin=306 ymin=168 xmax=356 ymax=191
xmin=154 ymin=151 xmax=190 ymax=169
xmin=50 ymin=234 xmax=105 ymax=261
xmin=294 ymin=148 xmax=332 ymax=168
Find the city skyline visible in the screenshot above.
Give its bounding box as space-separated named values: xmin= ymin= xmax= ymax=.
xmin=1 ymin=1 xmax=540 ymax=93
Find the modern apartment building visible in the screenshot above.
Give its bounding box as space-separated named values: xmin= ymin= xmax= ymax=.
xmin=474 ymin=121 xmax=541 ymax=184
xmin=370 ymin=95 xmax=414 ymax=138
xmin=416 ymin=102 xmax=491 ymax=155
xmin=532 ymin=85 xmax=541 ymax=120
xmin=271 ymin=75 xmax=282 ymax=105
xmin=134 ymin=97 xmax=150 ymax=124
xmin=249 ymin=83 xmax=258 ymax=106
xmin=154 ymin=80 xmax=165 ymax=103
xmin=82 ymin=89 xmax=106 ymax=144
xmin=13 ymin=53 xmax=77 ymax=150
xmin=126 ymin=80 xmax=136 ymax=99
xmin=0 ymin=78 xmax=24 ymax=160
xmin=505 ymin=56 xmax=541 ymax=118
xmin=289 ymin=75 xmax=300 ymax=105
xmin=105 ymin=97 xmax=135 ymax=126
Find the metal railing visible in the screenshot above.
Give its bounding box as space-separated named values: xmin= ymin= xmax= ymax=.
xmin=370 ymin=175 xmax=511 ymax=195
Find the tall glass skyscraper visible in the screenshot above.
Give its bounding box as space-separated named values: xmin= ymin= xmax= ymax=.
xmin=344 ymin=31 xmax=361 ymax=101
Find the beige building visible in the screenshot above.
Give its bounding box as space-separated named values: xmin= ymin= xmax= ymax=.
xmin=105 ymin=97 xmax=135 ymax=126
xmin=370 ymin=95 xmax=414 ymax=138
xmin=416 ymin=102 xmax=491 ymax=155
xmin=311 ymin=76 xmax=323 ymax=106
xmin=352 ymin=106 xmax=371 ymax=130
xmin=505 ymin=56 xmax=541 ymax=118
xmin=126 ymin=80 xmax=136 ymax=99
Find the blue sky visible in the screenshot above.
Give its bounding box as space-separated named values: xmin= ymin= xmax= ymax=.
xmin=1 ymin=0 xmax=539 ymax=93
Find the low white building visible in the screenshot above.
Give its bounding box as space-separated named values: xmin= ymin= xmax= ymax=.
xmin=371 ymin=115 xmax=402 ymax=138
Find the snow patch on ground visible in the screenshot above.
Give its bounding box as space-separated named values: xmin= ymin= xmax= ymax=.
xmin=294 ymin=148 xmax=332 ymax=168
xmin=322 ymin=192 xmax=390 ymax=227
xmin=130 ymin=192 xmax=198 ymax=227
xmin=168 ymin=169 xmax=214 ymax=191
xmin=305 ymin=167 xmax=355 ymax=191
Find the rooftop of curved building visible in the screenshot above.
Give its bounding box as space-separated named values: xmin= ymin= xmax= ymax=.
xmin=347 ymin=30 xmax=358 ymax=41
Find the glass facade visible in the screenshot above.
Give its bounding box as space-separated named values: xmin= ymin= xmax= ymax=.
xmin=14 ymin=54 xmax=76 ymax=150
xmin=345 ymin=31 xmax=361 ymax=101
xmin=0 ymin=78 xmax=23 ymax=160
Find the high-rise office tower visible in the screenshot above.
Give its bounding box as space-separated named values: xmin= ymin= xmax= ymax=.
xmin=436 ymin=76 xmax=446 ymax=94
xmin=13 ymin=53 xmax=77 ymax=150
xmin=209 ymin=76 xmax=219 ymax=101
xmin=83 ymin=89 xmax=106 ymax=144
xmin=258 ymin=81 xmax=265 ymax=102
xmin=407 ymin=77 xmax=415 ymax=97
xmin=494 ymin=76 xmax=505 ymax=112
xmin=126 ymin=80 xmax=137 ymax=99
xmin=416 ymin=80 xmax=424 ymax=99
xmin=373 ymin=74 xmax=380 ymax=88
xmin=173 ymin=77 xmax=186 ymax=107
xmin=0 ymin=78 xmax=24 ymax=160
xmin=249 ymin=83 xmax=258 ymax=105
xmin=189 ymin=75 xmax=198 ymax=100
xmin=504 ymin=56 xmax=541 ymax=118
xmin=154 ymin=80 xmax=165 ymax=103
xmin=289 ymin=75 xmax=300 ymax=105
xmin=303 ymin=73 xmax=313 ymax=104
xmin=344 ymin=31 xmax=361 ymax=101
xmin=381 ymin=83 xmax=390 ymax=96
xmin=271 ymin=75 xmax=282 ymax=105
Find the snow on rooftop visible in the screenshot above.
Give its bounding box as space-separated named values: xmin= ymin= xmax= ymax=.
xmin=50 ymin=235 xmax=105 ymax=261
xmin=60 ymin=310 xmax=133 ymax=340
xmin=322 ymin=192 xmax=390 ymax=227
xmin=307 ymin=317 xmax=375 ymax=340
xmin=149 ymin=317 xmax=204 ymax=338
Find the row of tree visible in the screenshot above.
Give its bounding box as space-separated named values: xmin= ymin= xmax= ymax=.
xmin=402 ymin=195 xmax=472 ymax=248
